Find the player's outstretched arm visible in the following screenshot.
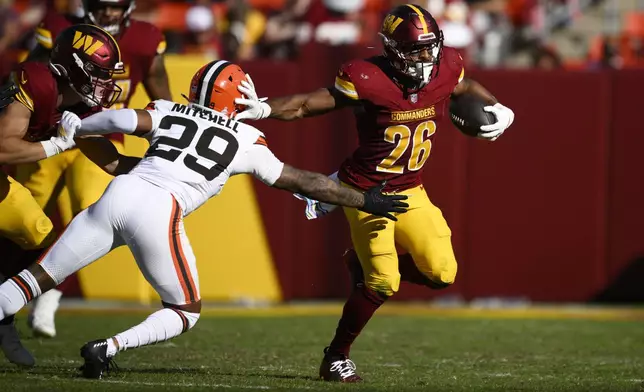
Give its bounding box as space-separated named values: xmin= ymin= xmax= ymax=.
xmin=75 ymin=136 xmax=141 ymax=176
xmin=264 ymin=88 xmax=342 ymax=121
xmin=73 ymin=109 xmax=154 ymax=137
xmin=235 ymin=74 xmax=356 ymax=122
xmin=0 ymin=101 xmax=74 ymax=164
xmin=273 ymin=165 xmax=409 ymax=221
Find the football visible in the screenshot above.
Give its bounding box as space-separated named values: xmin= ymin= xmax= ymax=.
xmin=449 ymin=93 xmax=497 ymax=137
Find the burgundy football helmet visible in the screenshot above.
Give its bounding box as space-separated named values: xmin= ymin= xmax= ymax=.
xmin=380 ymin=4 xmax=444 ymax=89
xmin=83 ymin=0 xmax=135 ymax=36
xmin=49 ymin=24 xmax=124 ymax=108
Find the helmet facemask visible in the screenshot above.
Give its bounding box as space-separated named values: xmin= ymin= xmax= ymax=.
xmin=381 ymin=30 xmax=444 ymax=90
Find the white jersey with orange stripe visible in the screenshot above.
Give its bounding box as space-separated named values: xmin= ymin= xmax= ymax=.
xmin=129 ymin=99 xmax=284 ymax=216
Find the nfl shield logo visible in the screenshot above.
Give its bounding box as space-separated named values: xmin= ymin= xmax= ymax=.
xmin=410 ymin=93 xmax=418 ymax=103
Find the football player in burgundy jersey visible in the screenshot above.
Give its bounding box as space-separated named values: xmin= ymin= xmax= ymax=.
xmin=17 ymin=0 xmax=171 ymax=338
xmin=0 ymin=24 xmax=123 ymax=367
xmin=235 ymin=4 xmax=515 ymax=382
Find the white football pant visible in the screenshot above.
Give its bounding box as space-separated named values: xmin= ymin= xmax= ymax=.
xmin=38 ymin=174 xmax=201 ymax=305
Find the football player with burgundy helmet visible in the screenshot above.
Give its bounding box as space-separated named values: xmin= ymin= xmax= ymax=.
xmin=235 ymin=3 xmax=514 ymax=382
xmin=0 ymin=24 xmax=122 ymax=367
xmin=19 ymin=0 xmax=171 ymax=339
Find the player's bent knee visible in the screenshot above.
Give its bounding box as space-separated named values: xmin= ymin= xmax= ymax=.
xmin=426 ymin=260 xmax=457 ymax=289
xmin=18 ymin=216 xmax=55 ymax=250
xmin=366 ymin=273 xmax=400 ymax=297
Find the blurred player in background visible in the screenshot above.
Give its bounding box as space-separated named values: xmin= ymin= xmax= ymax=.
xmin=0 ymin=60 xmax=408 ymax=379
xmin=235 ymin=3 xmax=514 ymax=382
xmin=16 ymin=0 xmax=172 ymax=338
xmin=0 ymin=24 xmax=123 ymax=366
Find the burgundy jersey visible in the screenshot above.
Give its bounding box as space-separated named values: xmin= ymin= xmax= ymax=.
xmin=35 ymin=11 xmax=166 ymax=110
xmin=335 ymin=46 xmax=464 ymax=192
xmin=12 ymin=62 xmax=99 ymax=142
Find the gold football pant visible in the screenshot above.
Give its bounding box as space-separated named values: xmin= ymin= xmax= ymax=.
xmin=343 ymin=184 xmax=457 ymax=296
xmin=0 ymin=173 xmax=54 ymax=249
xmin=14 ymin=142 xmax=125 ymax=227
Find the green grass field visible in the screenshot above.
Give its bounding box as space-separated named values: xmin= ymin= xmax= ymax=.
xmin=1 ymin=305 xmax=643 ymax=391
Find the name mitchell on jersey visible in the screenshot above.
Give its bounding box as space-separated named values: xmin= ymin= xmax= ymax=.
xmin=170 ymin=103 xmax=240 ymax=132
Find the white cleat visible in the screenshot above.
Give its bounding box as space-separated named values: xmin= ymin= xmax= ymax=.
xmin=28 ymin=289 xmax=62 ymax=338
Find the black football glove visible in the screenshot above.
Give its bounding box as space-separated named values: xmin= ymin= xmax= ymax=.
xmin=360 ymin=182 xmax=409 ymax=221
xmin=0 ymin=81 xmax=18 ymax=110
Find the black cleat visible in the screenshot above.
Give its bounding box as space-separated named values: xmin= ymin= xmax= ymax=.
xmin=319 ymin=347 xmax=362 ymax=382
xmin=0 ymin=316 xmax=35 ymax=367
xmin=80 ymin=339 xmax=117 ymax=379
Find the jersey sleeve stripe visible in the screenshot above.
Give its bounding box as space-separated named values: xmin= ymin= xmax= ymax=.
xmin=458 ymin=68 xmax=465 ymax=83
xmin=35 ymin=27 xmax=53 ymax=48
xmin=254 ymin=136 xmax=268 ymax=147
xmin=334 ymin=77 xmax=359 ymax=100
xmin=12 ymin=74 xmax=34 ymax=112
xmin=156 ymin=40 xmax=167 ymax=55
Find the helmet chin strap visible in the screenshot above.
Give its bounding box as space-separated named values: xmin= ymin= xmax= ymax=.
xmin=68 ymin=82 xmax=100 ymax=107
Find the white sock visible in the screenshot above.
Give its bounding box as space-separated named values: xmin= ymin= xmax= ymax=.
xmin=0 ymin=270 xmax=42 ymax=320
xmin=111 ymin=308 xmax=199 ymax=354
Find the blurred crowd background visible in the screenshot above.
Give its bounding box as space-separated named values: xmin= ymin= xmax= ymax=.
xmin=2 ymin=0 xmax=644 ymax=79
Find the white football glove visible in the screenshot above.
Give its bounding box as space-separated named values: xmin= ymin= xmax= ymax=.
xmin=478 ymin=103 xmax=514 ymax=141
xmin=41 ymin=111 xmax=80 ymax=157
xmin=293 ymin=171 xmax=340 ymax=220
xmin=234 ymin=74 xmax=271 ymax=122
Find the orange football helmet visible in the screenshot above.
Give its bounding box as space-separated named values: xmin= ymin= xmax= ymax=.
xmin=188 ymin=60 xmax=245 ymax=116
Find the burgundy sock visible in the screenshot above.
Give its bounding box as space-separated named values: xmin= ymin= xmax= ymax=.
xmin=328 ymin=285 xmax=387 ymax=357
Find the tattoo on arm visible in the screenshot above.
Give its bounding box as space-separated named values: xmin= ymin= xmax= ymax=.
xmin=272 ymin=164 xmax=364 ymax=208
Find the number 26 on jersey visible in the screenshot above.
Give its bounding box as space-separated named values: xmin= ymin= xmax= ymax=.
xmin=377 ymin=120 xmax=436 ymax=174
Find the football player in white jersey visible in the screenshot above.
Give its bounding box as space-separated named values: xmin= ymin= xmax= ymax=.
xmin=0 ymin=60 xmax=408 ymax=379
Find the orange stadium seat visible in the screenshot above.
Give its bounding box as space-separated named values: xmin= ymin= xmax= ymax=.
xmin=588 ymin=35 xmax=604 ymax=63
xmin=625 ymin=11 xmax=644 ymax=37
xmin=155 ymin=2 xmax=190 ymax=32
xmin=154 ymin=2 xmax=228 ymax=33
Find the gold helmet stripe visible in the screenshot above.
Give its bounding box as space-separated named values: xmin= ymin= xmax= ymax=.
xmin=406 ymin=4 xmax=429 ymax=35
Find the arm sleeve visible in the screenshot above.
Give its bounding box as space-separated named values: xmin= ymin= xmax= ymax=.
xmin=78 ymin=109 xmax=138 ymax=136
xmin=246 ymin=144 xmax=285 ymax=186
